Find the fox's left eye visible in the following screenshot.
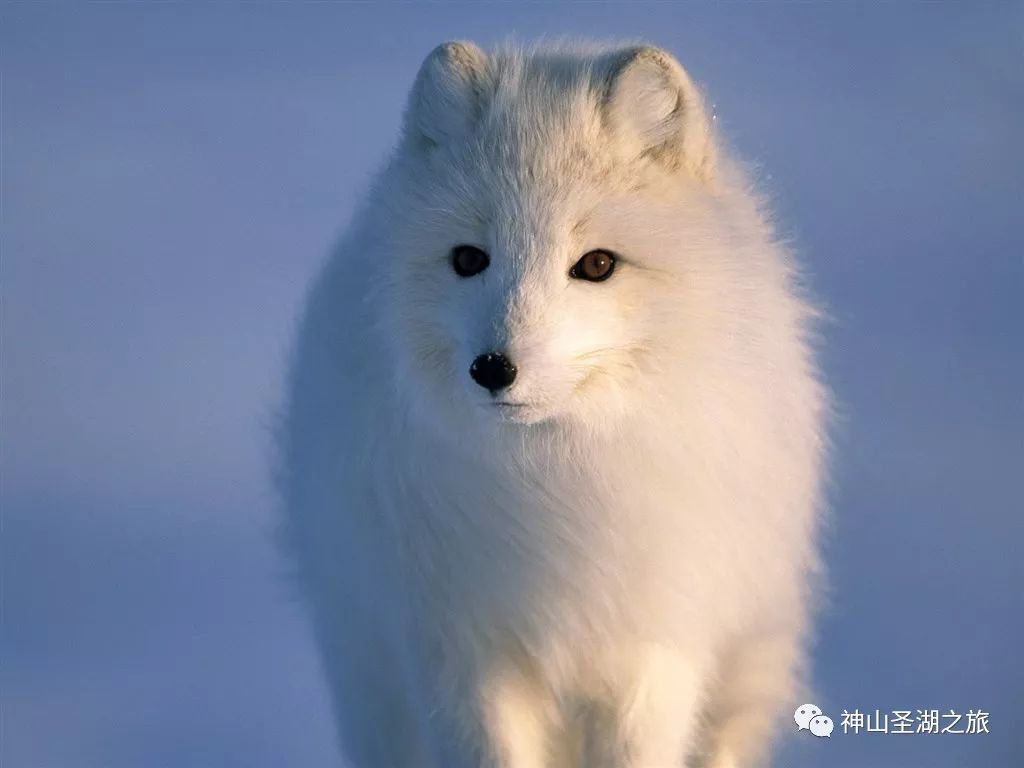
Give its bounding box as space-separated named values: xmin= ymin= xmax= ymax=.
xmin=451 ymin=245 xmax=490 ymax=277
xmin=570 ymin=250 xmax=616 ymax=282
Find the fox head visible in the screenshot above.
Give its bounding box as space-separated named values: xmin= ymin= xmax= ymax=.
xmin=374 ymin=42 xmax=737 ymax=432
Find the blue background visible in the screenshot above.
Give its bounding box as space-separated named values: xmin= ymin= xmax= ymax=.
xmin=3 ymin=4 xmax=1021 ymax=767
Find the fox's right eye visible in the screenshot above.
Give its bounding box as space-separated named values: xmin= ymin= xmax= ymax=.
xmin=451 ymin=245 xmax=490 ymax=277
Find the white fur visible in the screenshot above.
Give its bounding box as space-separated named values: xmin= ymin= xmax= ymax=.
xmin=278 ymin=41 xmax=828 ymax=768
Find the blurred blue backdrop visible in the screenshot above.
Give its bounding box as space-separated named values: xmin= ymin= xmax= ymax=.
xmin=2 ymin=3 xmax=1021 ymax=767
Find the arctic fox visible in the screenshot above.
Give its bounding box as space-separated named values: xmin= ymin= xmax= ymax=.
xmin=279 ymin=41 xmax=827 ymax=768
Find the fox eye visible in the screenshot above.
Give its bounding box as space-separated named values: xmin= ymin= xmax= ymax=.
xmin=570 ymin=249 xmax=616 ymax=282
xmin=451 ymin=245 xmax=490 ymax=277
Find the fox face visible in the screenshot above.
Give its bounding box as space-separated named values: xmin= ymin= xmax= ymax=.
xmin=378 ymin=43 xmax=720 ymax=430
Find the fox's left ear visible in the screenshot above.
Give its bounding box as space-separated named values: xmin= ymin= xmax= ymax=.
xmin=404 ymin=41 xmax=489 ymax=149
xmin=603 ymin=46 xmax=716 ymax=180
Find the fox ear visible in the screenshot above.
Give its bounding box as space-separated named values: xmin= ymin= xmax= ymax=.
xmin=405 ymin=41 xmax=489 ymax=148
xmin=603 ymin=46 xmax=715 ymax=180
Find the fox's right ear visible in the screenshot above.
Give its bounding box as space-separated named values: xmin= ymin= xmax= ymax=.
xmin=602 ymin=46 xmax=716 ymax=180
xmin=404 ymin=42 xmax=489 ymax=148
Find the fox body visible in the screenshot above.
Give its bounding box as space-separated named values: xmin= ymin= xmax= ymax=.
xmin=280 ymin=41 xmax=827 ymax=768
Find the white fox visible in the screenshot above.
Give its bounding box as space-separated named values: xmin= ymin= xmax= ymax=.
xmin=279 ymin=40 xmax=828 ymax=768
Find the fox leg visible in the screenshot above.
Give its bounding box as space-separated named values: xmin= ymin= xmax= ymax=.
xmin=591 ymin=643 xmax=708 ymax=768
xmin=703 ymin=630 xmax=805 ymax=768
xmin=477 ymin=661 xmax=558 ymax=768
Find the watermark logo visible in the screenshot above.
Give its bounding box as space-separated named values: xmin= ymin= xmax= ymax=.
xmin=795 ymin=704 xmax=832 ymax=738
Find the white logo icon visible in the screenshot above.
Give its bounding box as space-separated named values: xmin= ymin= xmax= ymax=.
xmin=794 ymin=704 xmax=822 ymax=731
xmin=810 ymin=714 xmax=834 ymax=738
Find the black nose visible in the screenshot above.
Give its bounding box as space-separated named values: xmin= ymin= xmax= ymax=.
xmin=470 ymin=352 xmax=517 ymax=392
